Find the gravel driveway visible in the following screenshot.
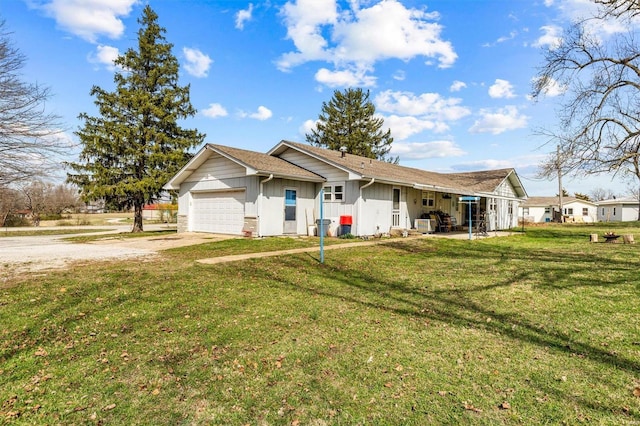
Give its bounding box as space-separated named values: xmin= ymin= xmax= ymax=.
xmin=0 ymin=226 xmax=225 ymax=279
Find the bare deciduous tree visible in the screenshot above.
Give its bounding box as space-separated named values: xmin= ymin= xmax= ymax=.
xmin=0 ymin=186 xmax=21 ymax=227
xmin=0 ymin=20 xmax=68 ymax=187
xmin=590 ymin=187 xmax=618 ymax=201
xmin=532 ymin=11 xmax=640 ymax=218
xmin=594 ymin=0 xmax=640 ymax=18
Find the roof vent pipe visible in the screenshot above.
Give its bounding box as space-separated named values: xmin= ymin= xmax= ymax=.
xmin=340 ymin=146 xmax=347 ymax=158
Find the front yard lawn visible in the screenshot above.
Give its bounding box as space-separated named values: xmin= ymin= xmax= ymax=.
xmin=1 ymin=224 xmax=639 ymax=424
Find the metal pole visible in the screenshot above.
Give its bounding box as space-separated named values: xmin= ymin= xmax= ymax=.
xmin=468 ymin=201 xmax=472 ymax=240
xmin=320 ymin=188 xmax=324 ymax=264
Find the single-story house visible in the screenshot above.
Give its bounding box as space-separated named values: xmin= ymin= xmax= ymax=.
xmin=597 ymin=196 xmax=640 ymax=222
xmin=519 ymin=196 xmax=597 ymax=223
xmin=164 ymin=140 xmax=528 ymax=237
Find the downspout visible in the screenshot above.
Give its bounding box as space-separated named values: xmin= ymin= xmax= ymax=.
xmin=357 ymin=178 xmax=375 ymax=236
xmin=258 ymin=174 xmax=274 ymax=237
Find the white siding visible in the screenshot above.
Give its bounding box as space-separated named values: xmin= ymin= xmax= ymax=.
xmin=358 ymin=182 xmax=394 ymax=235
xmin=622 ymin=205 xmax=640 ymax=221
xmin=185 ymin=153 xmax=246 ymax=182
xmin=278 ymin=149 xmax=349 ymax=182
xmin=260 ymin=178 xmax=317 ymax=236
xmin=520 ymin=206 xmax=553 ymax=223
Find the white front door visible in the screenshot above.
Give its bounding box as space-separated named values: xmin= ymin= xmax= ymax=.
xmin=392 ymin=187 xmax=401 ymax=227
xmin=284 ymin=188 xmax=297 ymax=234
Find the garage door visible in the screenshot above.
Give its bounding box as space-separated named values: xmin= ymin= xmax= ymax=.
xmin=191 ymin=190 xmax=245 ymax=234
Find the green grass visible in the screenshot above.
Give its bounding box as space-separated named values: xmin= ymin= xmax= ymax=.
xmin=1 ymin=224 xmax=640 ymax=424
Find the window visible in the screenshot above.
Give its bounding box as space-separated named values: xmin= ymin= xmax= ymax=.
xmin=544 ymin=207 xmax=551 ymax=214
xmin=523 ymin=207 xmax=530 ymax=216
xmin=582 ymin=208 xmax=588 ymax=216
xmin=489 ymin=198 xmax=496 ymax=211
xmin=323 ymin=184 xmax=344 ymax=202
xmin=602 ymin=208 xmax=605 ymax=215
xmin=508 ymin=202 xmax=513 ymax=215
xmin=422 ymin=191 xmax=434 ymax=207
xmin=613 ymin=207 xmax=617 ymax=216
xmin=567 ymin=208 xmax=573 ymax=215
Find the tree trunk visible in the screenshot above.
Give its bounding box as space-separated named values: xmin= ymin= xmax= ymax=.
xmin=132 ymin=202 xmax=144 ymax=232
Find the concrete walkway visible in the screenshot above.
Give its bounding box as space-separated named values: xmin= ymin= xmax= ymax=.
xmin=196 ymin=231 xmax=516 ymax=265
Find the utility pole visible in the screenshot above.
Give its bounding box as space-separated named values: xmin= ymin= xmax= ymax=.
xmin=557 ymin=145 xmax=564 ymax=223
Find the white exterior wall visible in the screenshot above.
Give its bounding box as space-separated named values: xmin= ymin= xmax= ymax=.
xmin=563 ymin=200 xmax=597 ymax=222
xmin=485 ymin=180 xmax=520 ymax=230
xmin=598 ymin=203 xmax=639 ymax=222
xmin=177 ymin=154 xmax=261 ymax=232
xmin=260 ymin=178 xmax=317 ymax=236
xmin=356 ymin=182 xmax=411 ymax=235
xmin=520 ymin=205 xmax=553 ymax=223
xmin=622 ymin=205 xmax=640 ymax=221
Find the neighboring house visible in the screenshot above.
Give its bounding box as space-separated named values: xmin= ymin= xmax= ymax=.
xmin=164 ymin=141 xmax=528 ymax=237
xmin=519 ymin=196 xmax=597 ymax=223
xmin=142 ymin=203 xmax=178 ymax=222
xmin=597 ymin=197 xmax=640 ymax=222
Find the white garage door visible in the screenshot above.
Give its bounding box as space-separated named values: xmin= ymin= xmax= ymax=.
xmin=191 ymin=190 xmax=245 ymax=234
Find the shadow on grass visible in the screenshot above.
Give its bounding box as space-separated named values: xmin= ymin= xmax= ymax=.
xmin=253 ymin=238 xmax=640 ymax=420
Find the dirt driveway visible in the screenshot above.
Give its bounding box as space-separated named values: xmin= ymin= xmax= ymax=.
xmin=0 ymin=227 xmax=228 ymax=280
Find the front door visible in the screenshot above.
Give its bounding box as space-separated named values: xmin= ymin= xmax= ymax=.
xmin=284 ymin=189 xmax=297 ymax=234
xmin=392 ymin=187 xmax=401 ymax=227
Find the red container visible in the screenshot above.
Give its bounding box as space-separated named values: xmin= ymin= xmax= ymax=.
xmin=339 ymin=215 xmax=353 ymax=225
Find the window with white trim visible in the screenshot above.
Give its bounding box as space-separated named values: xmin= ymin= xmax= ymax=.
xmin=582 ymin=208 xmax=588 ymax=216
xmin=422 ymin=191 xmax=434 ymax=208
xmin=323 ymin=184 xmax=344 ymax=202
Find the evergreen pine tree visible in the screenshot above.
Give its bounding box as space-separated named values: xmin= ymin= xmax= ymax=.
xmin=67 ymin=6 xmax=204 ymax=232
xmin=306 ymin=88 xmax=397 ymax=163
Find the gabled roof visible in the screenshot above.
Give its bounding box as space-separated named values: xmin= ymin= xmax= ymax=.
xmin=164 ymin=144 xmax=324 ymax=190
xmin=522 ymin=196 xmax=596 ymax=207
xmin=269 ymin=140 xmax=527 ymax=198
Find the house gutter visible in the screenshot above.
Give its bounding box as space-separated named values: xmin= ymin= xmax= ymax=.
xmin=357 ymin=178 xmax=375 ymax=236
xmin=258 ymin=174 xmax=274 ymax=237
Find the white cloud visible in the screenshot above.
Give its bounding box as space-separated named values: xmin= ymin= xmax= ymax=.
xmin=552 ymin=0 xmax=635 ymax=39
xmin=239 ymin=106 xmax=273 ymax=121
xmin=533 ymin=25 xmax=562 ymax=49
xmin=252 ymin=106 xmax=273 ymax=120
xmin=277 ymin=0 xmax=457 ymax=76
xmin=315 ymin=67 xmax=376 ymax=87
xmin=235 ymin=3 xmax=254 ymax=30
xmin=488 ymin=79 xmax=516 ymax=99
xmin=88 ymin=44 xmax=120 ymax=70
xmin=382 ymin=115 xmax=450 ymax=140
xmin=531 ymin=76 xmax=566 ymax=98
xmin=469 ymin=106 xmax=529 ymax=135
xmin=450 ymin=154 xmax=546 ymax=172
xmin=450 ymin=80 xmax=467 ymax=92
xmin=390 ymin=141 xmax=466 ymax=159
xmin=202 ymin=103 xmax=228 ymax=118
xmin=183 ymin=47 xmax=212 ymax=78
xmin=33 ymin=0 xmax=139 ymax=43
xmin=375 ymin=90 xmax=471 ymax=121
xmin=392 ymin=70 xmax=405 ymax=81
xmin=483 ymin=30 xmax=518 ymax=47
xmin=300 ymin=119 xmax=317 ymax=135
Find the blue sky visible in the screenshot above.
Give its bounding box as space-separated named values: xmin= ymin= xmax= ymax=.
xmin=2 ymin=0 xmax=631 ymax=196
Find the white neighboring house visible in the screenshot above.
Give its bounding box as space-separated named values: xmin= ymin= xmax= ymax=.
xmin=520 ymin=197 xmax=597 ymax=223
xmin=597 ymin=197 xmax=640 ymax=222
xmin=164 ymin=141 xmax=528 ymax=237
